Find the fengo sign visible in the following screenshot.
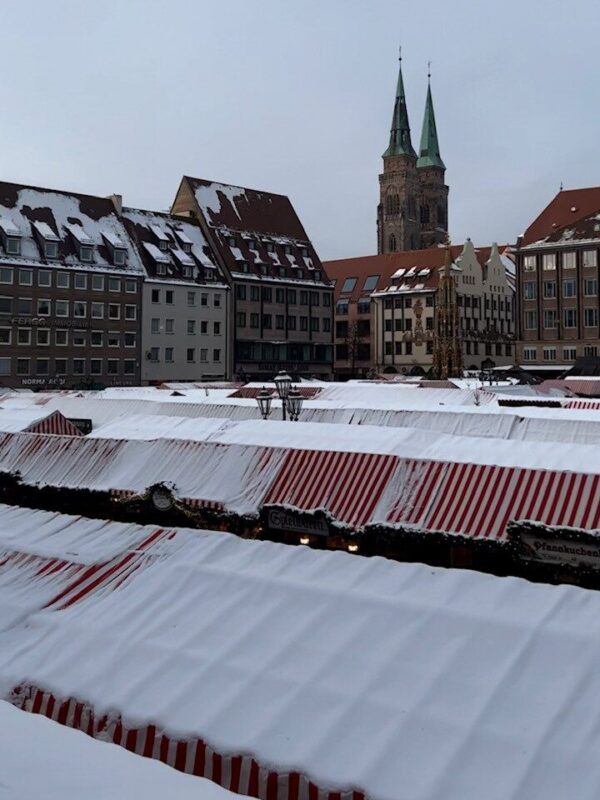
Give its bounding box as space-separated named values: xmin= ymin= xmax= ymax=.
xmin=267 ymin=507 xmax=329 ymax=537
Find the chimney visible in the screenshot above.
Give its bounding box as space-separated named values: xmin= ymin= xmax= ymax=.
xmin=108 ymin=193 xmax=123 ymax=215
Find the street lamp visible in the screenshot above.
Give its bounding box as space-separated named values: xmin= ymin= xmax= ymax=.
xmin=256 ymin=387 xmax=274 ymax=420
xmin=274 ymin=371 xmax=292 ymax=421
xmin=286 ymin=387 xmax=303 ymax=421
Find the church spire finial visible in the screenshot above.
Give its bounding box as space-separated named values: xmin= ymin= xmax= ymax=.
xmin=417 ymin=71 xmax=445 ymax=170
xmin=383 ymin=47 xmax=417 ymax=159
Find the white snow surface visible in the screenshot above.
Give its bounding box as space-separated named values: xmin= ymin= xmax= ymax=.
xmin=0 ymin=700 xmax=244 ymax=799
xmin=3 ymin=505 xmax=600 ymax=799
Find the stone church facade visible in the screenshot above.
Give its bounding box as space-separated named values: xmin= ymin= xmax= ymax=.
xmin=377 ymin=58 xmax=449 ymax=253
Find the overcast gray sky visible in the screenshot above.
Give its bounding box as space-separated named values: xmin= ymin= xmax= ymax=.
xmin=3 ymin=0 xmax=599 ymax=260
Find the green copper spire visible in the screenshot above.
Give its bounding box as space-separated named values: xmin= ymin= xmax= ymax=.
xmin=417 ymin=73 xmax=445 ymax=170
xmin=383 ymin=49 xmax=417 ymax=159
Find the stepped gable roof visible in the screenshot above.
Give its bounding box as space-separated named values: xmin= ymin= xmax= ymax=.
xmin=0 ymin=181 xmax=143 ymax=274
xmin=521 ymin=186 xmax=600 ymax=246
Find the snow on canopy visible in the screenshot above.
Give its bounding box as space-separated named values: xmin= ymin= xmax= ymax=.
xmin=0 ymin=700 xmax=245 ymax=799
xmin=3 ymin=504 xmax=600 ymax=799
xmin=0 ymin=406 xmax=82 ymax=436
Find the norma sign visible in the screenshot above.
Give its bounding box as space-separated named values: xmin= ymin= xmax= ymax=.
xmin=267 ymin=508 xmax=329 ymax=537
xmin=520 ymin=533 xmax=600 ymax=570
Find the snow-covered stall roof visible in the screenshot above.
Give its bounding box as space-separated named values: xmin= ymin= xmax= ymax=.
xmin=4 ymin=505 xmax=600 ymax=799
xmin=0 ymin=700 xmax=245 ymax=799
xmin=0 ymin=407 xmax=82 ymax=436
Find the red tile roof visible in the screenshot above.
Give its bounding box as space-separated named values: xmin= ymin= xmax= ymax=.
xmin=521 ymin=187 xmax=600 ymax=246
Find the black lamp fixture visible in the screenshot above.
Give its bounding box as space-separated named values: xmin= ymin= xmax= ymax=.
xmin=286 ymin=387 xmax=303 ymax=421
xmin=256 ymin=387 xmax=274 ymax=420
xmin=273 ymin=371 xmax=292 ymax=421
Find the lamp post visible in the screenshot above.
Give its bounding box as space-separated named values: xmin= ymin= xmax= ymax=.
xmin=255 ymin=371 xmax=304 ymax=421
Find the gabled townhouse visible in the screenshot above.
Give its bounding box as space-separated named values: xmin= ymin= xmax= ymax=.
xmin=122 ymin=208 xmax=231 ymax=383
xmin=0 ymin=182 xmax=144 ymax=389
xmin=171 ymin=177 xmax=334 ymax=380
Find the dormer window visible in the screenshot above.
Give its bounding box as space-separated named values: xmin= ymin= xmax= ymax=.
xmin=45 ymin=241 xmax=58 ymax=259
xmin=301 ymin=247 xmax=309 ymax=257
xmin=227 ymin=236 xmax=236 ymax=247
xmin=157 ymin=263 xmax=167 ymax=276
xmin=33 ymin=221 xmax=60 ymax=260
xmin=113 ymin=248 xmax=127 ymax=266
xmin=266 ymin=242 xmax=275 ymax=253
xmin=5 ymin=237 xmax=20 ymax=256
xmin=284 ymin=245 xmax=292 ymax=255
xmin=159 ymin=240 xmax=168 ymax=252
xmin=182 ymin=266 xmax=193 ymax=279
xmin=80 ymin=245 xmax=93 ymax=263
xmin=182 ymin=242 xmax=192 ymax=254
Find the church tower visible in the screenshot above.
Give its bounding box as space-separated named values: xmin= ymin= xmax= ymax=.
xmin=377 ymin=52 xmax=421 ymax=254
xmin=417 ymin=72 xmax=449 ymax=247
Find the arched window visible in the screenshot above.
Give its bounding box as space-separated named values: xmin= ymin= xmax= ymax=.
xmin=386 ymin=194 xmax=400 ymax=217
xmin=437 ymin=204 xmax=446 ymax=226
xmin=420 ymin=204 xmax=430 ymax=224
xmin=388 ymin=234 xmax=397 ymax=252
xmin=392 ymin=195 xmax=400 ymax=215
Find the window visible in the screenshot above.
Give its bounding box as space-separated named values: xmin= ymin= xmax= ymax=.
xmin=287 ymin=315 xmax=296 ymax=330
xmin=107 ymin=360 xmax=119 ymax=375
xmin=523 ymin=255 xmax=536 ymax=272
xmin=73 ymin=330 xmax=86 ymax=347
xmin=563 ymin=308 xmax=577 ymax=328
xmin=388 ymin=234 xmax=397 ymax=252
xmin=584 ymin=307 xmax=598 ymax=327
xmin=165 ymin=318 xmax=174 ymax=334
xmin=262 ymin=287 xmax=272 ymax=303
xmin=584 ymin=278 xmax=597 ymax=296
xmin=310 ymin=291 xmax=320 ymax=306
xmin=250 ymin=313 xmax=259 ymax=328
xmin=543 ymin=347 xmax=557 ymax=362
xmin=55 ymin=300 xmax=69 ymax=317
xmin=323 ymin=317 xmax=331 ymax=333
xmin=37 ymin=298 xmax=51 ymax=316
xmin=300 ymin=316 xmax=308 ymax=331
xmin=385 ymin=318 xmax=393 ymax=332
xmin=55 ymin=330 xmax=68 ymax=346
xmin=124 ymin=332 xmax=135 ymax=348
xmin=38 ymin=270 xmax=51 ymax=287
xmin=262 ymin=314 xmax=272 ymax=329
xmin=16 ymin=358 xmax=29 ymax=375
xmin=75 ymin=274 xmax=87 ymax=290
xmin=79 ymin=245 xmax=93 ymax=263
xmin=543 ymin=281 xmax=556 ymax=298
xmin=151 ymin=318 xmax=160 ymax=334
xmin=199 ymin=348 xmax=208 ymax=362
xmin=187 ymin=291 xmax=196 ymax=307
xmin=55 ymin=358 xmax=67 ymax=375
xmin=45 ymin=242 xmax=58 ymax=259
xmin=90 ymin=359 xmax=102 ymax=376
xmin=275 ymin=288 xmax=285 ymax=304
xmin=543 ymin=309 xmax=558 ymax=329
xmin=92 ymin=275 xmax=104 ymax=291
xmin=36 ymin=328 xmax=50 ymax=347
xmin=236 ymin=284 xmax=246 ymax=300
xmin=6 ymin=238 xmax=20 ymax=256
xmin=213 ymin=349 xmax=221 ymax=361
xmin=151 ymin=289 xmax=160 ymax=303
xmin=15 ymin=298 xmax=29 ymax=315
xmin=524 ymin=310 xmax=537 ymax=329
xmin=200 ymin=320 xmax=208 ymax=334
xmin=583 ymin=250 xmax=597 ymax=268
xmin=341 ymin=277 xmax=357 ymax=294
xmin=543 ymin=253 xmax=556 ymax=270
xmin=125 ymin=305 xmax=136 ymax=320
xmin=17 ymin=328 xmax=31 ymax=345
xmin=237 ymin=312 xmax=246 ymax=327
xmin=165 ymin=290 xmax=173 ymax=304
xmin=310 ymin=317 xmax=320 ymax=332
xmin=250 ymin=286 xmax=259 ymax=302
xmin=124 ymin=360 xmax=135 ymax=375
xmin=108 ymin=277 xmax=121 ymax=292
xmin=187 ymin=320 xmax=195 ymax=335
xmin=73 ymin=301 xmax=86 ymax=318
xmin=114 ymin=249 xmax=126 ymax=267
xmin=563 ymin=279 xmax=576 ymax=298
xmin=201 ymin=293 xmax=208 ymax=306
xmin=287 ymin=289 xmax=297 ymax=304
xmin=125 ymin=279 xmax=136 ymax=293
xmin=91 ymin=331 xmax=103 ymax=347
xmin=584 ymin=346 xmax=599 ymax=357
xmin=336 ymin=299 xmax=349 ymax=315
xmin=186 ymin=348 xmax=195 ymax=362
xmin=19 ymin=269 xmax=32 ymax=286
xmin=563 ymin=347 xmax=577 ymax=360
xmin=523 ymin=282 xmax=536 ymax=300
xmin=563 ymin=251 xmax=576 ymax=269
xmin=36 ymin=358 xmax=49 ymax=375
xmin=214 ymin=321 xmax=221 ymax=335
xmin=214 ymin=294 xmax=221 ymax=307
xmin=108 ymin=304 xmax=120 ymax=320
xmin=0 ymin=268 xmax=12 ymax=285
xmin=0 ymin=327 xmax=10 ymax=344
xmin=149 ymin=347 xmax=159 ymax=362
xmin=165 ymin=347 xmax=174 ymax=362
xmin=362 ymin=275 xmax=379 ymax=292
xmin=405 ymin=342 xmax=412 ymax=355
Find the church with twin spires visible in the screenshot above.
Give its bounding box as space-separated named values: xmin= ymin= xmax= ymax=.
xmin=377 ymin=55 xmax=448 ymax=253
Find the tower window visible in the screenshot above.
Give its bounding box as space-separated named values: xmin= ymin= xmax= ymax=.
xmin=437 ymin=204 xmax=446 ymax=226
xmin=388 ymin=234 xmax=397 ymax=252
xmin=420 ymin=204 xmax=430 ymax=224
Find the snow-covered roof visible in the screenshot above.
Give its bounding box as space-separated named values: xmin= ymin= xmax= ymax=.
xmin=4 ymin=504 xmax=600 ymax=799
xmin=0 ymin=700 xmax=244 ymax=799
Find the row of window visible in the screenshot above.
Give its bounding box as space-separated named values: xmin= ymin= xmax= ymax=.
xmin=383 ymin=340 xmax=425 ymax=356
xmin=523 ymin=278 xmax=598 ymax=299
xmin=0 ymin=267 xmax=136 ymax=292
xmin=523 ymin=250 xmax=598 ymax=271
xmin=236 ymin=313 xmax=331 ymax=332
xmin=150 ymin=288 xmax=221 ymax=307
xmin=0 ymin=327 xmax=136 ymax=348
xmin=0 ymin=357 xmax=136 ymax=377
xmin=235 ymin=262 xmax=322 ymax=282
xmin=523 ymin=346 xmax=598 ymax=362
xmin=0 ymin=230 xmax=127 ymax=266
xmin=0 ymin=296 xmax=137 ymax=320
xmin=384 ymin=318 xmax=433 ymax=332
xmin=150 ymin=318 xmax=218 ymax=336
xmin=338 ymin=276 xmax=380 ymax=295
xmin=524 ymin=308 xmax=599 ymax=329
xmin=148 ymin=347 xmax=221 ymax=364
xmin=235 ymin=285 xmax=331 ymax=306
xmin=227 ymin=235 xmax=309 ymax=259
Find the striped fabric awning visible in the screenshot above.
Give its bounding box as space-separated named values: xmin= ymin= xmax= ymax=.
xmin=26 ymin=411 xmax=83 ymax=436
xmin=386 ymin=459 xmax=600 ymax=539
xmin=263 ymin=449 xmax=399 ymax=528
xmin=565 ymin=400 xmax=600 ymax=410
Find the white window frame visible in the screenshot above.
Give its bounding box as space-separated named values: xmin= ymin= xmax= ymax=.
xmin=17 ymin=328 xmax=31 ymax=346
xmin=36 ymin=328 xmax=50 ymax=346
xmin=0 ymin=327 xmax=11 ymax=345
